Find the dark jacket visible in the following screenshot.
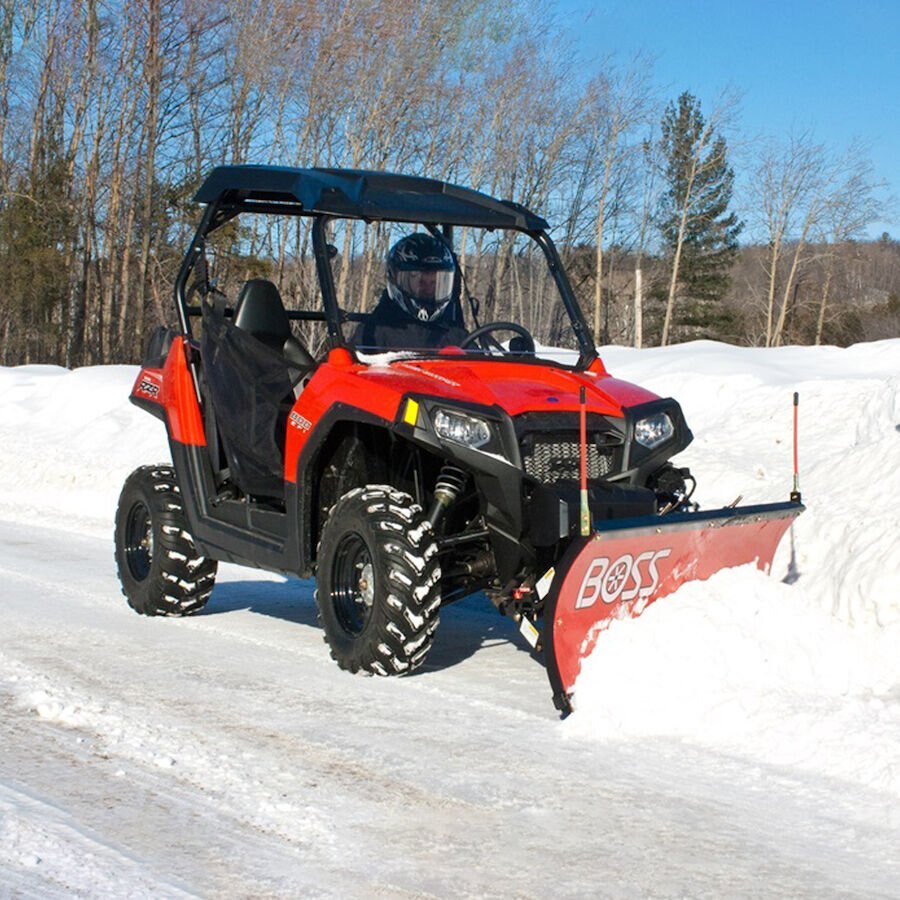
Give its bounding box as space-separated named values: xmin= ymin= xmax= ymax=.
xmin=352 ymin=292 xmax=468 ymax=351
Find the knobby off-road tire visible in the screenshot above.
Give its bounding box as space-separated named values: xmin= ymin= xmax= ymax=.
xmin=315 ymin=485 xmax=441 ymax=676
xmin=114 ymin=465 xmax=217 ymax=616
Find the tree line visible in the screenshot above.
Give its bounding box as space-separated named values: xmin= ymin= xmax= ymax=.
xmin=0 ymin=0 xmax=895 ymax=367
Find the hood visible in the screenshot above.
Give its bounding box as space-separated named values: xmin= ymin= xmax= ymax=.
xmin=358 ymin=356 xmax=659 ymax=418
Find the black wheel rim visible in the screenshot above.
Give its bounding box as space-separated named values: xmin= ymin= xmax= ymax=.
xmin=331 ymin=532 xmax=374 ymax=636
xmin=124 ymin=501 xmax=153 ymax=581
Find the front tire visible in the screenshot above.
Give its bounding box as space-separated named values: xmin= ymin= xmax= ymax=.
xmin=316 ymin=486 xmax=441 ymax=675
xmin=114 ymin=465 xmax=217 ymax=616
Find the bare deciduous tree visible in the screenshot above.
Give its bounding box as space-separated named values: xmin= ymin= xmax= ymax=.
xmin=583 ymin=58 xmax=653 ymax=343
xmin=814 ymin=148 xmax=887 ymax=344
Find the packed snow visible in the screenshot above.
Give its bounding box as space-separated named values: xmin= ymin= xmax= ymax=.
xmin=1 ymin=339 xmax=898 ymax=897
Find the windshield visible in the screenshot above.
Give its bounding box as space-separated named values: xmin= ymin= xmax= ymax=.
xmin=192 ymin=213 xmax=587 ymax=367
xmin=331 ymin=220 xmax=584 ymax=366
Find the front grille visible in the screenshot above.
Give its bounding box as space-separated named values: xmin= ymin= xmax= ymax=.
xmin=520 ymin=433 xmax=615 ymax=484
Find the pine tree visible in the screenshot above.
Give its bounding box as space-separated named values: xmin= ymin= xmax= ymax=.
xmin=657 ymin=92 xmax=742 ymax=343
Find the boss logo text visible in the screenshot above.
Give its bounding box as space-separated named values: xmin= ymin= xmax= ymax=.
xmin=575 ymin=548 xmax=672 ymax=609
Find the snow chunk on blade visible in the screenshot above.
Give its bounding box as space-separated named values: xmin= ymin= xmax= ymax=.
xmin=543 ymin=501 xmax=803 ymax=716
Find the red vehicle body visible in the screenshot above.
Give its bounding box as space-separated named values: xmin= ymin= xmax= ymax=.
xmin=137 ymin=345 xmax=660 ymax=476
xmin=115 ymin=166 xmax=802 ymax=714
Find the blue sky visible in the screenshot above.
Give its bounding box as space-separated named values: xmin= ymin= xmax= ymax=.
xmin=555 ymin=0 xmax=899 ymax=237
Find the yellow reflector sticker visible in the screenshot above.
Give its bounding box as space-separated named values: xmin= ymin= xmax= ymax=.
xmin=535 ymin=567 xmax=555 ymax=600
xmin=518 ymin=616 xmax=541 ymax=649
xmin=404 ymin=399 xmax=419 ymax=426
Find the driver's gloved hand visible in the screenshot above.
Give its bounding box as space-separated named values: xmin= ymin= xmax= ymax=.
xmin=509 ymin=336 xmax=534 ymax=355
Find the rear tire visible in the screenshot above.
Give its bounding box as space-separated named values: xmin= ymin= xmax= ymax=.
xmin=316 ymin=486 xmax=441 ymax=675
xmin=114 ymin=465 xmax=217 ymax=616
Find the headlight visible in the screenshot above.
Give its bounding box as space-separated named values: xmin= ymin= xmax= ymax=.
xmin=634 ymin=412 xmax=674 ymax=449
xmin=433 ymin=408 xmax=491 ymax=449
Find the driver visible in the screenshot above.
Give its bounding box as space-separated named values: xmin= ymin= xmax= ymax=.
xmin=353 ymin=233 xmax=468 ymax=351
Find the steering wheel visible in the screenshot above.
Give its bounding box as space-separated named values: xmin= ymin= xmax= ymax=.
xmin=458 ymin=321 xmax=536 ymax=356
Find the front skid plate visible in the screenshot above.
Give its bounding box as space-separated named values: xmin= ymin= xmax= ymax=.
xmin=543 ymin=501 xmax=803 ymax=716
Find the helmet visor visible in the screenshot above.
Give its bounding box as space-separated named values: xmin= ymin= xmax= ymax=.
xmin=395 ymin=269 xmax=454 ymax=308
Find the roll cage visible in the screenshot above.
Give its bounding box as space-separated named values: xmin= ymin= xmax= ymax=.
xmin=173 ymin=164 xmax=597 ymax=366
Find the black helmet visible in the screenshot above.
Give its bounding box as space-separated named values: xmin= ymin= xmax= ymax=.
xmin=386 ymin=233 xmax=455 ymax=322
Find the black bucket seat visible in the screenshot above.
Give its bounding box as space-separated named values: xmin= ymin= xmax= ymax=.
xmin=201 ymin=279 xmax=315 ymax=500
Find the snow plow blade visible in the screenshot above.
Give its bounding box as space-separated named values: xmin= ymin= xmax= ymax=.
xmin=543 ymin=500 xmax=804 ymax=716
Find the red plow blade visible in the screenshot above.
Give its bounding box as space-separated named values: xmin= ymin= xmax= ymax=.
xmin=543 ymin=501 xmax=803 ymax=715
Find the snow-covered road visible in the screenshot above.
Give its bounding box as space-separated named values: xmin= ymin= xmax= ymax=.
xmin=2 ymin=517 xmax=898 ymax=897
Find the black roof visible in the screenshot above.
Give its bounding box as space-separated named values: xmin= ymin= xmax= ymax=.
xmin=193 ymin=165 xmax=549 ymax=231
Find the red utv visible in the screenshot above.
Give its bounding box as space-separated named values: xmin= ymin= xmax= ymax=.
xmin=115 ymin=166 xmax=801 ymax=713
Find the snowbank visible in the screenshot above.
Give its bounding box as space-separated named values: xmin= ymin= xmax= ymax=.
xmin=566 ymin=339 xmax=900 ymax=798
xmin=0 ymin=365 xmax=169 ymax=530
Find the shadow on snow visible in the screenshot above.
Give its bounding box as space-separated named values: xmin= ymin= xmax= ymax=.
xmin=201 ymin=577 xmax=541 ymax=674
